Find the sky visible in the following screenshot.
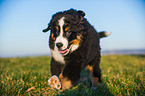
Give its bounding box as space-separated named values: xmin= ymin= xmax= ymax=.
xmin=0 ymin=0 xmax=145 ymax=57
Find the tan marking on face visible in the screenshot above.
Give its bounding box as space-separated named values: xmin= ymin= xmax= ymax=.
xmin=69 ymin=34 xmax=82 ymax=45
xmin=70 ymin=39 xmax=80 ymax=45
xmin=86 ymin=65 xmax=99 ymax=87
xmin=56 ymin=26 xmax=59 ymax=31
xmin=59 ymin=73 xmax=72 ymax=90
xmin=65 ymin=27 xmax=69 ymax=31
xmin=51 ymin=33 xmax=55 ymax=40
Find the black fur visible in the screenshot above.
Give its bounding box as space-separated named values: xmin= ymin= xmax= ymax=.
xmin=43 ymin=9 xmax=108 ymax=88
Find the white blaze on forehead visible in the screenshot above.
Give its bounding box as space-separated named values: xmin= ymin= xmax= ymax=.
xmin=58 ymin=17 xmax=64 ymax=38
xmin=59 ymin=17 xmax=65 ymax=34
xmin=55 ymin=17 xmax=68 ymax=50
xmin=51 ymin=17 xmax=67 ymax=64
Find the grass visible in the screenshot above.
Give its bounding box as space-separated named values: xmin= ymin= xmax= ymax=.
xmin=0 ymin=55 xmax=144 ymax=95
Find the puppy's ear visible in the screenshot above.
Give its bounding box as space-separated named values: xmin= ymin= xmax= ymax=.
xmin=77 ymin=10 xmax=85 ymax=17
xmin=42 ymin=24 xmax=51 ymax=33
xmin=77 ymin=10 xmax=85 ymax=21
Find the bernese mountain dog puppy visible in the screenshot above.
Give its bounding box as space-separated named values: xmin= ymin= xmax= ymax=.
xmin=43 ymin=9 xmax=111 ymax=90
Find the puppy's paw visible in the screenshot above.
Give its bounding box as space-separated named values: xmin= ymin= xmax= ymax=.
xmin=48 ymin=75 xmax=61 ymax=90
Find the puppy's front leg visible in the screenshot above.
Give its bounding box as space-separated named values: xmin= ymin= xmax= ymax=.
xmin=59 ymin=62 xmax=82 ymax=90
xmin=59 ymin=73 xmax=73 ymax=90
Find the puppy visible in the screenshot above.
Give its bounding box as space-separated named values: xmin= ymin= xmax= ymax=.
xmin=43 ymin=9 xmax=111 ymax=90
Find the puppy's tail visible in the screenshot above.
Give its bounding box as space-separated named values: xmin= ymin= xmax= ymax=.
xmin=99 ymin=31 xmax=111 ymax=38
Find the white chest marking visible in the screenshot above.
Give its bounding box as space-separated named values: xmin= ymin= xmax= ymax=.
xmin=51 ymin=49 xmax=65 ymax=64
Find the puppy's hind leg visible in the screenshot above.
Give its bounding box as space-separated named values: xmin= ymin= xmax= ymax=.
xmin=87 ymin=57 xmax=101 ymax=87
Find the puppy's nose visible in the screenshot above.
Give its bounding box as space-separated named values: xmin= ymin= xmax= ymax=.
xmin=56 ymin=43 xmax=63 ymax=48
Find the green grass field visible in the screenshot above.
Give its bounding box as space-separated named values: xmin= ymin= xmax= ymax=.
xmin=0 ymin=55 xmax=145 ymax=96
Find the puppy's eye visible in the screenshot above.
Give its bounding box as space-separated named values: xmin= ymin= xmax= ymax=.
xmin=66 ymin=31 xmax=72 ymax=37
xmin=56 ymin=31 xmax=59 ymax=35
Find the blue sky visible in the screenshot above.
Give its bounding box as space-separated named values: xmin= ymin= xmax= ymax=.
xmin=0 ymin=0 xmax=145 ymax=57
